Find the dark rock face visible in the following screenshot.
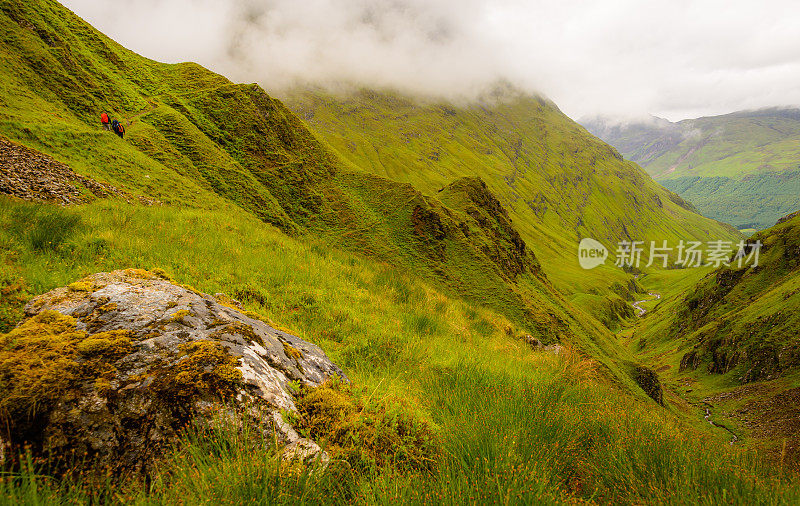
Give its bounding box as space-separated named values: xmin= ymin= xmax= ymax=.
xmin=0 ymin=269 xmax=345 ymax=474
xmin=633 ymin=365 xmax=664 ymax=405
xmin=679 ymin=350 xmax=700 ymax=372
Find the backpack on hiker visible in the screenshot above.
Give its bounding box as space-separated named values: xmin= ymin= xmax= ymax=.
xmin=101 ymin=112 xmax=110 ymax=130
xmin=111 ymin=119 xmax=124 ymax=139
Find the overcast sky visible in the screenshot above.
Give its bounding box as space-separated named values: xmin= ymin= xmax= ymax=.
xmin=60 ymin=0 xmax=800 ymax=122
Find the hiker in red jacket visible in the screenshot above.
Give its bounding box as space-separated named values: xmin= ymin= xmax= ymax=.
xmin=100 ymin=112 xmax=110 ymax=131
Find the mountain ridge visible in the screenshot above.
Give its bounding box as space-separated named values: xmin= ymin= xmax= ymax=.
xmin=583 ymin=108 xmax=800 ymax=229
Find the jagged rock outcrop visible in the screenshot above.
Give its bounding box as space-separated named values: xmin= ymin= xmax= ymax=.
xmin=438 ymin=176 xmax=543 ymax=280
xmin=0 ymin=269 xmax=345 ymax=474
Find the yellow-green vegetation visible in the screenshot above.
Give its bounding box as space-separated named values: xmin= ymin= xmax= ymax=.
xmin=282 ymin=342 xmax=303 ymax=361
xmin=284 ymin=87 xmax=740 ymax=300
xmin=67 ymin=281 xmax=92 ymax=292
xmin=76 ymin=329 xmax=133 ymax=359
xmin=1 ymin=195 xmax=798 ymax=503
xmin=294 ymin=378 xmax=439 ymax=473
xmin=627 ymin=213 xmax=800 ymax=468
xmin=0 ymin=311 xmax=132 ymax=431
xmin=150 ymin=268 xmax=172 ymax=281
xmin=0 ymin=0 xmax=798 ymax=503
xmin=0 ymin=311 xmax=85 ymax=423
xmin=164 ymin=340 xmax=243 ymax=400
xmin=97 ymin=302 xmax=117 ymax=313
xmin=0 ymin=0 xmax=598 ymax=349
xmin=0 ymin=276 xmax=29 ymax=332
xmin=170 ymin=309 xmax=192 ymax=324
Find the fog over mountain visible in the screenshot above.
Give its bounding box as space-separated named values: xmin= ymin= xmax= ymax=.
xmin=60 ymin=0 xmax=800 ymax=121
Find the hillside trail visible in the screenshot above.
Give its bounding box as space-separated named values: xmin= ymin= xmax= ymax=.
xmin=122 ymin=100 xmax=158 ymax=126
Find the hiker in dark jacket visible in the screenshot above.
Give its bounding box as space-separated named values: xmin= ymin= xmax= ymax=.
xmin=111 ymin=119 xmax=125 ymax=139
xmin=100 ymin=112 xmax=110 ymax=131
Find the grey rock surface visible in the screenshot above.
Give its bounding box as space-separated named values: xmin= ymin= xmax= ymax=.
xmin=11 ymin=269 xmax=345 ymax=473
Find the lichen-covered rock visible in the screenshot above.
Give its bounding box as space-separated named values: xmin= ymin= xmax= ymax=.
xmin=0 ymin=269 xmax=345 ymax=474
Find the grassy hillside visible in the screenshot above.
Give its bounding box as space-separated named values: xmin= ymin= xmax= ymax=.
xmin=2 ymin=0 xmax=799 ymax=503
xmin=631 ymin=211 xmax=800 ymax=467
xmin=283 ymin=88 xmax=739 ymax=310
xmin=583 ymin=110 xmax=800 ymax=229
xmin=2 ymin=192 xmax=798 ymax=505
xmin=0 ymin=0 xmax=655 ymax=419
xmin=0 ymin=0 xmax=603 ymax=353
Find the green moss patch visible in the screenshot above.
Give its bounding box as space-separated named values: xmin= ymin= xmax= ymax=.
xmin=170 ymin=309 xmax=193 ymax=324
xmin=282 ymin=342 xmax=303 ymax=360
xmin=67 ymin=281 xmax=93 ymax=292
xmin=0 ymin=311 xmax=136 ymax=432
xmin=76 ymin=329 xmax=133 ymax=359
xmin=294 ymin=379 xmax=439 ymax=473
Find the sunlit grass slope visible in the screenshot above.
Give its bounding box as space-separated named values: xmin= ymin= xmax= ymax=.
xmin=284 ymin=87 xmax=740 ymax=298
xmin=1 ymin=197 xmax=798 ymax=504
xmin=0 ymin=0 xmax=602 ymax=350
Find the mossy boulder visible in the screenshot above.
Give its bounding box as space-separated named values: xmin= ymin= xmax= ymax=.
xmin=0 ymin=269 xmax=345 ymax=474
xmin=632 ymin=365 xmax=664 ymax=406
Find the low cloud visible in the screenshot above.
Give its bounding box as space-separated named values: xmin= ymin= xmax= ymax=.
xmin=60 ymin=0 xmax=800 ymax=121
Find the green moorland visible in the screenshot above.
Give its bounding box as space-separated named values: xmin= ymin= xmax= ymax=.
xmin=0 ymin=0 xmax=606 ymax=354
xmin=630 ymin=211 xmax=800 ymax=469
xmin=583 ymin=110 xmax=800 ymax=230
xmin=0 ymin=0 xmax=798 ymax=503
xmin=1 ymin=194 xmax=798 ymax=505
xmin=282 ymin=88 xmax=740 ymax=311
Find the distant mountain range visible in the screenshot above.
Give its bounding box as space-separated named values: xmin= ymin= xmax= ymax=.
xmin=582 ymin=109 xmax=800 ymax=230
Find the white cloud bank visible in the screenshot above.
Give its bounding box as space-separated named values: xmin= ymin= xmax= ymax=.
xmin=59 ymin=0 xmax=800 ymax=121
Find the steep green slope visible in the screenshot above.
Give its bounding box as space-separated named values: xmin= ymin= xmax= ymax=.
xmin=632 ymin=210 xmax=800 ymax=465
xmin=283 ymin=88 xmax=739 ymax=302
xmin=583 ymin=110 xmax=800 ymax=230
xmin=0 ymin=0 xmax=641 ymax=377
xmin=0 ymin=2 xmax=509 ymax=327
xmin=3 ymin=197 xmax=797 ymax=505
xmin=1 ymin=1 xmax=799 ymax=502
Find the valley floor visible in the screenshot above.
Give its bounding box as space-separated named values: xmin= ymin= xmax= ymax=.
xmin=623 ymin=270 xmax=800 ymax=472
